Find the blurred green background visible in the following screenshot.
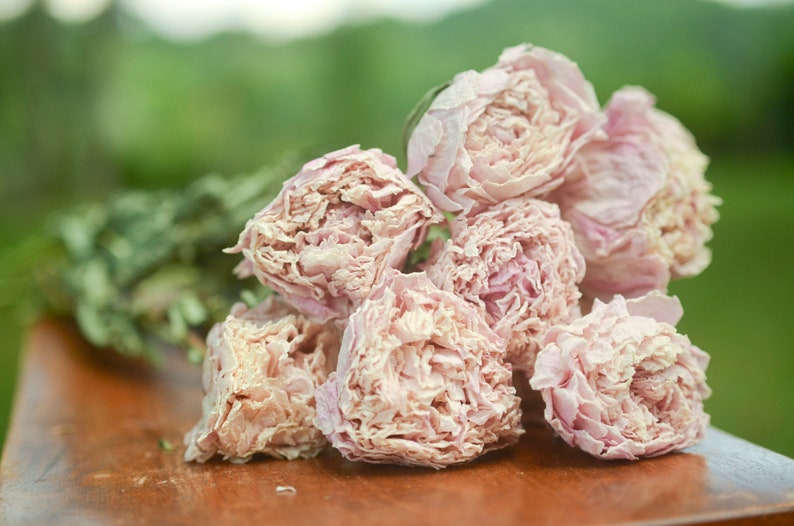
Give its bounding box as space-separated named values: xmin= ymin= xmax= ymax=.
xmin=1 ymin=0 xmax=793 ymax=457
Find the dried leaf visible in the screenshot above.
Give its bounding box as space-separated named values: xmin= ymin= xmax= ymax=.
xmin=34 ymin=158 xmax=297 ymax=362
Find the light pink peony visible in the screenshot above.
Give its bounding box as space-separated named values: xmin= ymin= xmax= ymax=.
xmin=551 ymin=86 xmax=721 ymax=300
xmin=529 ymin=292 xmax=711 ymax=460
xmin=227 ymin=145 xmax=443 ymax=322
xmin=407 ymin=43 xmax=606 ymax=213
xmin=314 ymin=270 xmax=524 ymax=469
xmin=423 ymin=196 xmax=585 ymax=374
xmin=184 ymin=296 xmax=341 ymax=463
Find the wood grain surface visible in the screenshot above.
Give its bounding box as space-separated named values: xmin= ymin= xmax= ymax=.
xmin=2 ymin=319 xmax=794 ymax=526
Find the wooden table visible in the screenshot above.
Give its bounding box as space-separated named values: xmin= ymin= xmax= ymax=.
xmin=2 ymin=319 xmax=794 ymax=525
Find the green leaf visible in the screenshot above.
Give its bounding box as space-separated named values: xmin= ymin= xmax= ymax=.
xmin=167 ymin=303 xmax=188 ymax=342
xmin=58 ymin=209 xmax=101 ymax=259
xmin=178 ymin=293 xmax=208 ymax=326
xmin=75 ymin=301 xmax=110 ymax=347
xmin=187 ymin=345 xmax=204 ymax=366
xmin=77 ymin=259 xmax=114 ymax=305
xmin=401 ymin=80 xmax=451 ymax=161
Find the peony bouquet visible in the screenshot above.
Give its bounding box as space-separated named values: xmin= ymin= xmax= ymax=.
xmin=185 ymin=43 xmax=719 ymax=467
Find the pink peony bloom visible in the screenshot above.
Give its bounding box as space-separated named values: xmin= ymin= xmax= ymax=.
xmin=407 ymin=43 xmax=606 ymax=213
xmin=314 ymin=270 xmax=524 ymax=469
xmin=551 ymin=86 xmax=721 ymax=300
xmin=529 ymin=292 xmax=711 ymax=460
xmin=227 ymin=145 xmax=443 ymax=322
xmin=423 ymin=196 xmax=585 ymax=374
xmin=184 ymin=296 xmax=341 ymax=463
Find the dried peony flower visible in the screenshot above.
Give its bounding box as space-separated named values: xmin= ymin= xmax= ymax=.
xmin=184 ymin=296 xmax=341 ymax=463
xmin=551 ymin=86 xmax=721 ymax=300
xmin=227 ymin=145 xmax=443 ymax=322
xmin=529 ymin=292 xmax=711 ymax=460
xmin=314 ymin=271 xmax=524 ymax=469
xmin=406 ymin=43 xmax=606 ymax=213
xmin=423 ymin=196 xmax=585 ymax=374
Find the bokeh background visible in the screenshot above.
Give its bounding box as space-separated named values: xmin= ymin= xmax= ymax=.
xmin=1 ymin=0 xmax=793 ymax=456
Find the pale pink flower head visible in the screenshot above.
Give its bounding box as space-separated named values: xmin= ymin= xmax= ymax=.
xmin=184 ymin=296 xmax=341 ymax=463
xmin=530 ymin=292 xmax=712 ymax=460
xmin=315 ymin=270 xmax=524 ymax=469
xmin=407 ymin=43 xmax=606 ymax=213
xmin=227 ymin=145 xmax=443 ymax=322
xmin=423 ymin=196 xmax=585 ymax=374
xmin=552 ymin=86 xmax=721 ymax=300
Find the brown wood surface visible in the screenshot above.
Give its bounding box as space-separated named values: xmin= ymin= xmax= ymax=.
xmin=2 ymin=319 xmax=794 ymax=526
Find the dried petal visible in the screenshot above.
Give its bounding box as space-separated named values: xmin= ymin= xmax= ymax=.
xmin=407 ymin=43 xmax=606 ymax=213
xmin=184 ymin=296 xmax=341 ymax=463
xmin=530 ymin=293 xmax=711 ymax=460
xmin=424 ymin=197 xmax=585 ymax=373
xmin=315 ymin=271 xmax=523 ymax=469
xmin=228 ymin=145 xmax=443 ymax=322
xmin=552 ymin=86 xmax=721 ymax=300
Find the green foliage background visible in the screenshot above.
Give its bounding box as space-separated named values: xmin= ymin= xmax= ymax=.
xmin=1 ymin=0 xmax=793 ymax=456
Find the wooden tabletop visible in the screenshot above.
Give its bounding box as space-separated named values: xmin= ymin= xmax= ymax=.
xmin=2 ymin=319 xmax=794 ymax=526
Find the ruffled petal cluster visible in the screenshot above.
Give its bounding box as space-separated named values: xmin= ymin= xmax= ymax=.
xmin=315 ymin=271 xmax=524 ymax=469
xmin=423 ymin=197 xmax=585 ymax=373
xmin=530 ymin=293 xmax=711 ymax=460
xmin=184 ymin=296 xmax=341 ymax=463
xmin=407 ymin=43 xmax=606 ymax=213
xmin=186 ymin=42 xmax=719 ymax=467
xmin=227 ymin=145 xmax=443 ymax=322
xmin=551 ymin=87 xmax=721 ymax=300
